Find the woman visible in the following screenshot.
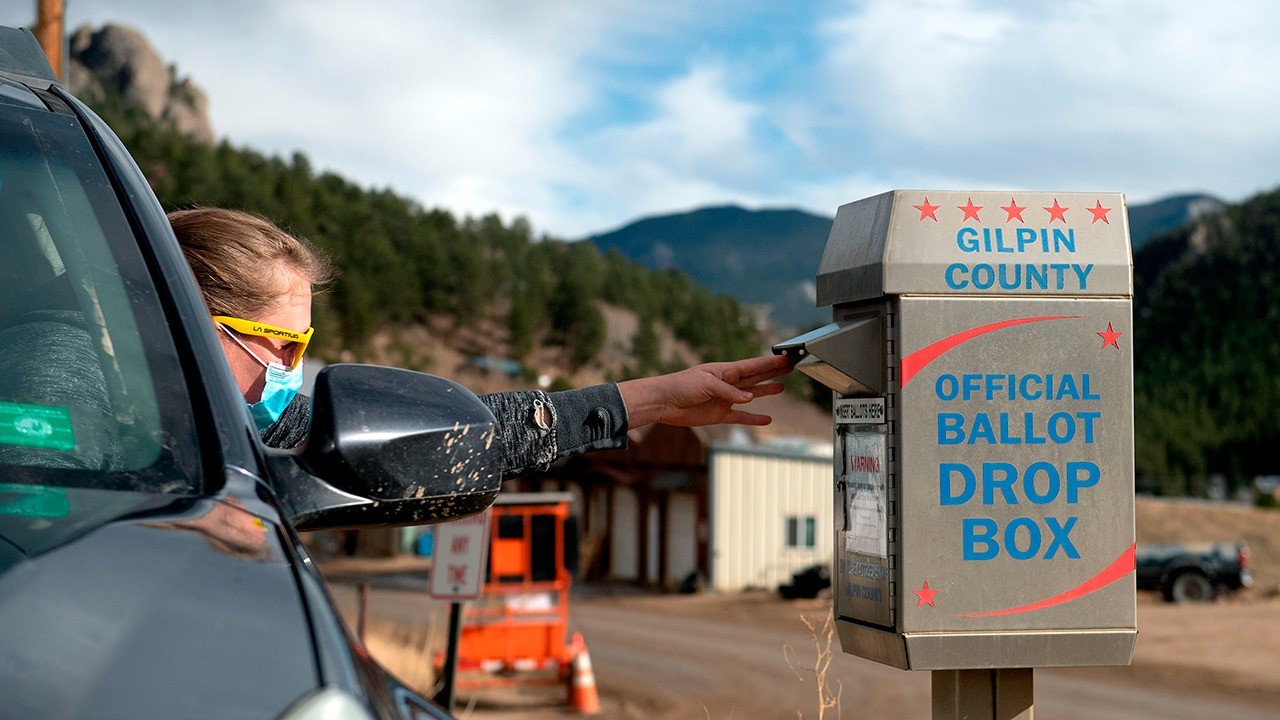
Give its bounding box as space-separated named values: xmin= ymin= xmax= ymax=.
xmin=169 ymin=207 xmax=792 ymax=478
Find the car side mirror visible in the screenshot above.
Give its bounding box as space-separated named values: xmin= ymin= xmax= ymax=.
xmin=268 ymin=364 xmax=502 ymax=530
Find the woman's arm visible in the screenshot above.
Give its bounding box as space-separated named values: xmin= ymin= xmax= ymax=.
xmin=481 ymin=353 xmax=792 ymax=479
xmin=617 ymin=353 xmax=792 ymax=428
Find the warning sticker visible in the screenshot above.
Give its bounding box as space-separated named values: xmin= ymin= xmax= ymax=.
xmin=0 ymin=401 xmax=75 ymax=452
xmin=844 ymin=432 xmax=887 ymax=558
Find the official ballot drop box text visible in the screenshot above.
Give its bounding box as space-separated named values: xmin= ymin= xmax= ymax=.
xmin=775 ymin=190 xmax=1136 ymax=670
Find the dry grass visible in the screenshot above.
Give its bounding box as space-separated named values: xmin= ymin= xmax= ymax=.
xmin=784 ymin=610 xmax=842 ymax=720
xmin=362 ymin=616 xmax=447 ymax=698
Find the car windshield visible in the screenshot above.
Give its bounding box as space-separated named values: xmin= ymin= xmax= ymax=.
xmin=0 ymin=83 xmax=199 ymax=496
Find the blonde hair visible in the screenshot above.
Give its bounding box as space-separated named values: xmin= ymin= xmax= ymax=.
xmin=168 ymin=207 xmax=334 ymax=318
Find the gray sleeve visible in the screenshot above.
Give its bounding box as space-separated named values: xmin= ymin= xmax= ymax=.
xmin=480 ymin=383 xmax=629 ymax=479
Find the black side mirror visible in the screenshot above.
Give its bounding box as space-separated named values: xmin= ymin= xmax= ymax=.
xmin=270 ymin=364 xmax=501 ymax=530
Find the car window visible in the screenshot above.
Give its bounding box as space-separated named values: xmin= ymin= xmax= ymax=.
xmin=0 ymin=85 xmax=199 ymax=495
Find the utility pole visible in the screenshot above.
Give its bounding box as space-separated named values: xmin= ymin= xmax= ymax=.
xmin=35 ymin=0 xmax=64 ymax=79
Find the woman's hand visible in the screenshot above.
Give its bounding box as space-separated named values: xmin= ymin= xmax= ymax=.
xmin=618 ymin=353 xmax=794 ymax=429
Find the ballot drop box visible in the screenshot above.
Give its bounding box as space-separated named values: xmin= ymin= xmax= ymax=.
xmin=776 ymin=190 xmax=1136 ymax=672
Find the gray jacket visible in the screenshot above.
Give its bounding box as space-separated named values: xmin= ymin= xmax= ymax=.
xmin=261 ymin=383 xmax=629 ymax=479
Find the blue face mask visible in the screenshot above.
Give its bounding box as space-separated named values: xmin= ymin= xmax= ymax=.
xmin=249 ymin=361 xmax=304 ymax=431
xmin=218 ymin=322 xmax=306 ymax=432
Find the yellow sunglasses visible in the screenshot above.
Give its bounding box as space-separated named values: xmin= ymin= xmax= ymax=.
xmin=212 ymin=315 xmax=314 ymax=370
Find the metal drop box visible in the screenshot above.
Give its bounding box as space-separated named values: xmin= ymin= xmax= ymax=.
xmin=776 ymin=190 xmax=1136 ymax=670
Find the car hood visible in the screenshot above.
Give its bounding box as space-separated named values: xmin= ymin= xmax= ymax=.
xmin=0 ymin=492 xmax=318 ymax=720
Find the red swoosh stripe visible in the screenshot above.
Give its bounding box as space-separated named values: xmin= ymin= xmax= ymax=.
xmin=899 ymin=315 xmax=1079 ymax=388
xmin=956 ymin=544 xmax=1136 ymax=618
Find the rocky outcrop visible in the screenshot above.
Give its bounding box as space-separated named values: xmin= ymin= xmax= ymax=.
xmin=65 ymin=23 xmax=213 ymax=143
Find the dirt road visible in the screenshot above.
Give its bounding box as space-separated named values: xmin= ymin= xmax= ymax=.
xmin=333 ymin=581 xmax=1280 ymax=720
xmin=557 ymin=593 xmax=1279 ymax=720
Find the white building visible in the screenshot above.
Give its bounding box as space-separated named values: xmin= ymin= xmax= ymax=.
xmin=707 ymin=442 xmax=833 ymax=592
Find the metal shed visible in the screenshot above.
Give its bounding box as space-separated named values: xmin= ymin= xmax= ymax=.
xmin=708 ymin=442 xmax=833 ymax=592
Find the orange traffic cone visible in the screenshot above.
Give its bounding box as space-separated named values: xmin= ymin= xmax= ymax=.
xmin=569 ymin=639 xmax=600 ymax=714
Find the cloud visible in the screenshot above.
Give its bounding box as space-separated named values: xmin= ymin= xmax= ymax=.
xmin=627 ymin=61 xmax=765 ymax=181
xmin=811 ymin=0 xmax=1280 ymax=202
xmin=558 ymin=61 xmax=773 ymax=232
xmin=179 ymin=2 xmax=610 ymax=230
xmin=196 ymin=1 xmax=723 ymax=237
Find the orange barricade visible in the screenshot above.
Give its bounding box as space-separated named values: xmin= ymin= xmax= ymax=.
xmin=439 ymin=492 xmax=595 ymax=711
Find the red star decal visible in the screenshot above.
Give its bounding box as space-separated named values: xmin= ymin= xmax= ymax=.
xmin=1001 ymin=198 xmax=1026 ymax=222
xmin=1098 ymin=322 xmax=1123 ymax=349
xmin=1044 ymin=199 xmax=1069 ymax=223
xmin=914 ymin=197 xmax=940 ymax=222
xmin=1088 ymin=200 xmax=1112 ymax=224
xmin=913 ymin=581 xmax=939 ymax=608
xmin=957 ymin=197 xmax=983 ymax=222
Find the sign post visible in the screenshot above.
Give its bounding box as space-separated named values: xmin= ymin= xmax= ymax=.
xmin=429 ymin=509 xmax=492 ymax=713
xmin=776 ymin=190 xmax=1136 ymax=719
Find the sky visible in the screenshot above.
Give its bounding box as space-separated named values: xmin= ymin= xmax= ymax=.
xmin=4 ymin=0 xmax=1279 ymax=239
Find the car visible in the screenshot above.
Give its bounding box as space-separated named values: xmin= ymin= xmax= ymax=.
xmin=0 ymin=26 xmax=502 ymax=720
xmin=1135 ymin=541 xmax=1253 ymax=603
xmin=777 ymin=563 xmax=831 ymax=600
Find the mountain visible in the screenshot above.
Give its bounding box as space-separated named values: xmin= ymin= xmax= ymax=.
xmin=1132 ymin=188 xmax=1280 ymax=485
xmin=586 ymin=205 xmax=832 ymax=333
xmin=66 ymin=23 xmax=214 ymax=143
xmin=1128 ymin=193 xmax=1224 ymax=250
xmin=587 ymin=194 xmax=1224 ymax=333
